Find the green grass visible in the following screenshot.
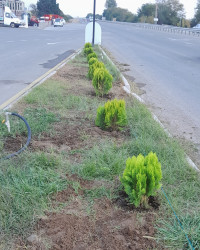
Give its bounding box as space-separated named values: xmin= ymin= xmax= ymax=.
xmin=70 ymin=142 xmax=128 ymax=180
xmin=93 ymin=46 xmax=121 ymax=82
xmin=0 ymin=152 xmax=68 ymax=235
xmin=0 ymin=48 xmax=199 ymax=249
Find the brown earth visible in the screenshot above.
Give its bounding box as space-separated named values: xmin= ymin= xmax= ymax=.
xmin=8 ymin=58 xmax=161 ymax=249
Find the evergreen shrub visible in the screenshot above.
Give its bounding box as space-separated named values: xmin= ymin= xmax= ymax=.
xmin=120 ymin=152 xmax=162 ymax=208
xmin=92 ymin=68 xmax=113 ymax=96
xmin=84 ymin=42 xmax=92 ymax=49
xmin=95 ymin=99 xmax=127 ymax=130
xmin=88 ymin=61 xmax=105 ymax=80
xmin=87 ymin=52 xmax=97 ymax=62
xmin=88 ymin=57 xmax=98 ymax=67
xmin=84 ymin=47 xmax=93 ymax=55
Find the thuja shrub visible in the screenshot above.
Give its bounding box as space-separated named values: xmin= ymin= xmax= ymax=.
xmin=88 ymin=61 xmax=105 ymax=80
xmin=95 ymin=99 xmax=127 ymax=130
xmin=84 ymin=42 xmax=92 ymax=49
xmin=92 ymin=68 xmax=113 ymax=96
xmin=84 ymin=47 xmax=93 ymax=56
xmin=87 ymin=52 xmax=97 ymax=62
xmin=88 ymin=57 xmax=98 ymax=67
xmin=120 ymin=152 xmax=162 ymax=208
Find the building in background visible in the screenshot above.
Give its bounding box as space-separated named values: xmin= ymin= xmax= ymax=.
xmin=0 ymin=0 xmax=25 ymax=17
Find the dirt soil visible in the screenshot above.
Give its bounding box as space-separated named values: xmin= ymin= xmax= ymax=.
xmin=11 ymin=60 xmax=161 ymax=249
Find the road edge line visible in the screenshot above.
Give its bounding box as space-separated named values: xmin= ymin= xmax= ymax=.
xmin=0 ymin=48 xmax=82 ymax=111
xmin=99 ymin=46 xmax=200 ymax=172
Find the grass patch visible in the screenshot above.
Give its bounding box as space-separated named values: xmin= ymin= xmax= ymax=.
xmin=23 ymin=107 xmax=59 ymax=136
xmin=70 ymin=142 xmax=128 ymax=180
xmin=0 ymin=152 xmax=68 ymax=235
xmin=93 ymin=46 xmax=121 ymax=82
xmin=0 ymin=48 xmax=199 ymax=249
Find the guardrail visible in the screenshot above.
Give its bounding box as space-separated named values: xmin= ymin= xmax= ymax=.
xmin=99 ymin=20 xmax=200 ymax=37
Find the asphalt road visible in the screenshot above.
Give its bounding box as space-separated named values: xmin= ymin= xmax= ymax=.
xmin=0 ymin=24 xmax=85 ymax=105
xmin=100 ymin=22 xmax=200 ymax=146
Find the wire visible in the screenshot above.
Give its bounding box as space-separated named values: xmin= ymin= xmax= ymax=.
xmin=161 ymin=187 xmax=195 ymax=250
xmin=1 ymin=113 xmax=31 ymax=160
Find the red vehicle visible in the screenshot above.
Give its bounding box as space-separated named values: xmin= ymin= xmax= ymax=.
xmin=43 ymin=14 xmax=63 ymax=21
xmin=29 ymin=15 xmax=39 ymax=27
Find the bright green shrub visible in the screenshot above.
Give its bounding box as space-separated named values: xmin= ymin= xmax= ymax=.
xmin=87 ymin=52 xmax=97 ymax=62
xmin=88 ymin=57 xmax=98 ymax=67
xmin=120 ymin=152 xmax=162 ymax=208
xmin=84 ymin=47 xmax=93 ymax=55
xmin=95 ymin=99 xmax=127 ymax=130
xmin=84 ymin=42 xmax=92 ymax=49
xmin=88 ymin=61 xmax=105 ymax=80
xmin=92 ymin=68 xmax=113 ymax=96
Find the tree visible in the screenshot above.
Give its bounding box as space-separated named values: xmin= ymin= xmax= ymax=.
xmin=105 ymin=0 xmax=117 ymax=9
xmin=156 ymin=0 xmax=185 ymax=25
xmin=137 ymin=3 xmax=156 ymax=18
xmin=137 ymin=3 xmax=156 ymax=24
xmin=191 ymin=0 xmax=200 ymax=26
xmin=29 ymin=4 xmax=38 ymax=16
xmin=103 ymin=7 xmax=136 ymax=23
xmin=37 ymin=0 xmax=61 ymax=17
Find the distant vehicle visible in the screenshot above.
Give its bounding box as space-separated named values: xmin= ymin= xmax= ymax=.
xmin=21 ymin=13 xmax=39 ymax=27
xmin=0 ymin=5 xmax=21 ymax=28
xmin=89 ymin=16 xmax=93 ymax=22
xmin=29 ymin=15 xmax=39 ymax=27
xmin=54 ymin=18 xmax=63 ymax=27
xmin=193 ymin=24 xmax=200 ymax=29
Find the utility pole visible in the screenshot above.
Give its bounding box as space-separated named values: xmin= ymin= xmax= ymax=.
xmin=92 ymin=0 xmax=96 ymax=46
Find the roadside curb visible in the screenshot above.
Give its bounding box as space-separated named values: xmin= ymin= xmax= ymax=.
xmin=0 ymin=49 xmax=81 ymax=111
xmin=100 ymin=46 xmax=200 ymax=173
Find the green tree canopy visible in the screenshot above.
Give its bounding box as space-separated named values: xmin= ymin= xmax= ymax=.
xmin=37 ymin=0 xmax=61 ymax=16
xmin=157 ymin=0 xmax=185 ymax=25
xmin=191 ymin=0 xmax=200 ymax=26
xmin=103 ymin=7 xmax=136 ymax=23
xmin=137 ymin=3 xmax=156 ymax=18
xmin=105 ymin=0 xmax=117 ymax=9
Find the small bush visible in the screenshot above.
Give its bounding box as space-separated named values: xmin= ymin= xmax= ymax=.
xmin=88 ymin=61 xmax=105 ymax=80
xmin=88 ymin=57 xmax=98 ymax=67
xmin=87 ymin=52 xmax=97 ymax=62
xmin=95 ymin=99 xmax=127 ymax=130
xmin=120 ymin=152 xmax=162 ymax=208
xmin=84 ymin=47 xmax=93 ymax=56
xmin=92 ymin=68 xmax=113 ymax=96
xmin=84 ymin=42 xmax=92 ymax=49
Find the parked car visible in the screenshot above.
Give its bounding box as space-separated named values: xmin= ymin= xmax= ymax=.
xmin=54 ymin=18 xmax=63 ymax=27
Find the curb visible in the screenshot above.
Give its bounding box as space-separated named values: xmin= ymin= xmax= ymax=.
xmin=99 ymin=46 xmax=200 ymax=173
xmin=0 ymin=49 xmax=81 ymax=111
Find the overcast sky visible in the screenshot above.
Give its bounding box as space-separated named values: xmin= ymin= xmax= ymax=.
xmin=24 ymin=0 xmax=198 ymax=19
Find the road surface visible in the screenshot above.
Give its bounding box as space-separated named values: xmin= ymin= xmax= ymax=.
xmin=100 ymin=22 xmax=200 ymax=152
xmin=0 ymin=24 xmax=85 ymax=105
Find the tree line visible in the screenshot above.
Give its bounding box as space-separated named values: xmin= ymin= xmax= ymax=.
xmin=100 ymin=0 xmax=200 ymax=28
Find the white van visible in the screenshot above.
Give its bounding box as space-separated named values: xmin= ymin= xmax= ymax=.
xmin=0 ymin=6 xmax=21 ymax=28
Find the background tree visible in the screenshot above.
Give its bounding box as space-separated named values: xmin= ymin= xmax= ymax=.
xmin=29 ymin=3 xmax=38 ymax=16
xmin=137 ymin=3 xmax=156 ymax=23
xmin=157 ymin=0 xmax=185 ymax=25
xmin=191 ymin=0 xmax=200 ymax=27
xmin=105 ymin=0 xmax=117 ymax=9
xmin=103 ymin=7 xmax=136 ymax=22
xmin=37 ymin=0 xmax=61 ymax=16
xmin=137 ymin=3 xmax=156 ymax=18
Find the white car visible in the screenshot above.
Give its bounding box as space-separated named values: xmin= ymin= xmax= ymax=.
xmin=54 ymin=18 xmax=63 ymax=27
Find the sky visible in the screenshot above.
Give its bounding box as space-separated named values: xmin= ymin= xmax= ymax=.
xmin=24 ymin=0 xmax=198 ymax=19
